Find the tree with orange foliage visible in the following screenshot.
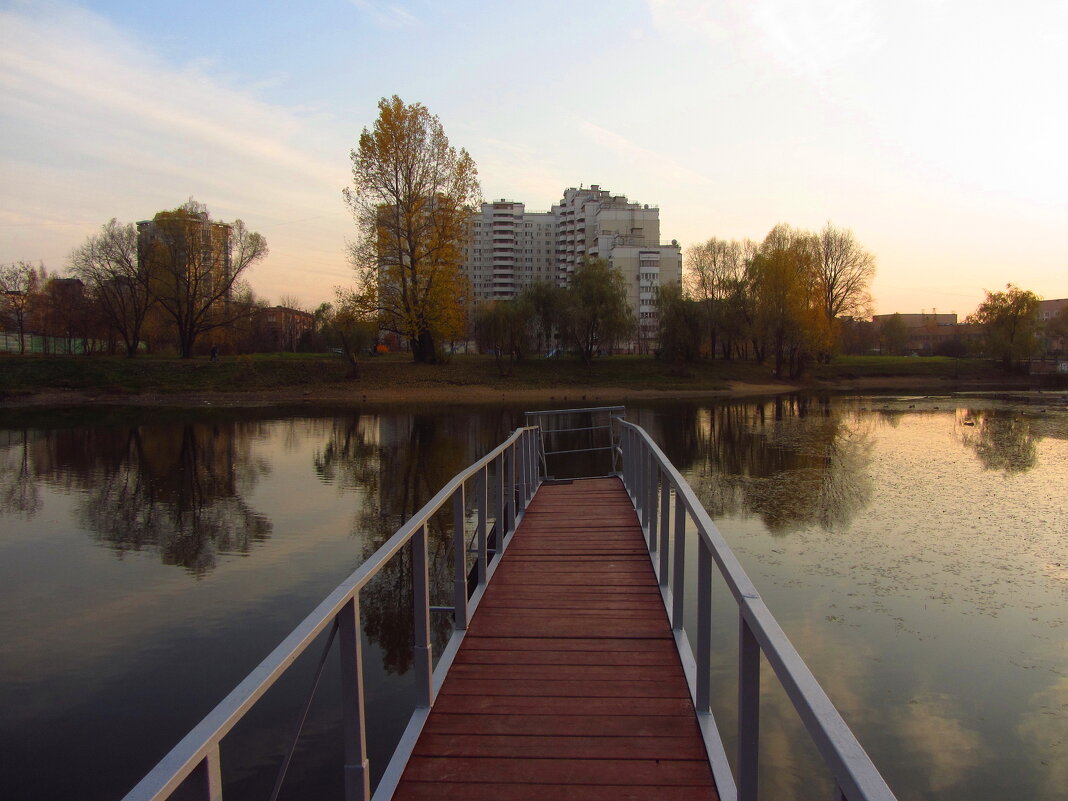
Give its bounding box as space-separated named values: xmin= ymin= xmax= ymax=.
xmin=343 ymin=96 xmax=480 ymax=363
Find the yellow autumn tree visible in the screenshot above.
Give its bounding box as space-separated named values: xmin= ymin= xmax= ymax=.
xmin=343 ymin=96 xmax=480 ymax=363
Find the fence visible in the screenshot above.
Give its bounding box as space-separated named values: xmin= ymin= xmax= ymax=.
xmin=123 ymin=425 xmax=542 ymax=801
xmin=617 ymin=418 xmax=897 ymax=801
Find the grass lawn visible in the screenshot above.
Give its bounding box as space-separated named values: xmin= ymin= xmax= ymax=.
xmin=0 ymin=351 xmax=1020 ymax=400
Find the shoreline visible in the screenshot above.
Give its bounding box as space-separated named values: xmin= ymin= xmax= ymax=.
xmin=0 ymin=375 xmax=1046 ymax=410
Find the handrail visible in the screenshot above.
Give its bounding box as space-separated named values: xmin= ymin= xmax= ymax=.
xmin=526 ymin=406 xmax=624 ymax=476
xmin=616 ymin=419 xmax=898 ymax=801
xmin=123 ymin=425 xmax=543 ymax=801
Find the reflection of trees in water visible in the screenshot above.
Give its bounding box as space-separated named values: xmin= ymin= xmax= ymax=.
xmin=315 ymin=413 xmax=512 ymax=674
xmin=1 ymin=421 xmax=272 ymax=575
xmin=679 ymin=396 xmax=874 ymax=534
xmin=957 ymin=409 xmax=1038 ymax=473
xmin=0 ymin=430 xmax=43 ymax=518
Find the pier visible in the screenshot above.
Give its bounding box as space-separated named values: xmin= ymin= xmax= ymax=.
xmin=123 ymin=407 xmax=896 ymax=801
xmin=392 ymin=477 xmax=717 ymax=800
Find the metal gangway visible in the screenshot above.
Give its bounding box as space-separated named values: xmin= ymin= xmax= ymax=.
xmin=124 ymin=407 xmax=897 ymax=801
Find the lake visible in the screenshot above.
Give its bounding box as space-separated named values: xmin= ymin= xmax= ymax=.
xmin=0 ymin=394 xmax=1064 ymax=800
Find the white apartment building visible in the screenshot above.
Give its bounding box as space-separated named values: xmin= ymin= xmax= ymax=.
xmin=463 ymin=185 xmax=682 ymax=351
xmin=464 ymin=201 xmax=557 ymax=300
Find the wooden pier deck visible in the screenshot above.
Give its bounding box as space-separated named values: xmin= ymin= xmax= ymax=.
xmin=392 ymin=477 xmax=719 ymax=801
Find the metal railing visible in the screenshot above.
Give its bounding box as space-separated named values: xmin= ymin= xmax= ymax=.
xmin=525 ymin=405 xmax=624 ymax=478
xmin=617 ymin=418 xmax=898 ymax=801
xmin=123 ymin=425 xmax=543 ymax=801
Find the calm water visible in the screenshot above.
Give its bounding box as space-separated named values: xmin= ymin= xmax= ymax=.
xmin=0 ymin=395 xmax=1065 ymax=800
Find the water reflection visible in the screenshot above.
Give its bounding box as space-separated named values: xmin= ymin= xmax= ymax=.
xmin=0 ymin=430 xmax=42 ymax=516
xmin=671 ymin=396 xmax=875 ymax=534
xmin=1 ymin=421 xmax=273 ymax=575
xmin=314 ymin=413 xmax=513 ymax=673
xmin=957 ymin=409 xmax=1039 ymax=473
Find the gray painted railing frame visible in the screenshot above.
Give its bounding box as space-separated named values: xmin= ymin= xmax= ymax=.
xmin=616 ymin=419 xmax=898 ymax=801
xmin=525 ymin=405 xmax=625 ymax=477
xmin=122 ymin=425 xmax=543 ymax=801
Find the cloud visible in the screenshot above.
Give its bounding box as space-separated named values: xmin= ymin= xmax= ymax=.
xmin=347 ymin=0 xmax=419 ymax=28
xmin=0 ymin=2 xmax=353 ymax=304
xmin=578 ymin=121 xmax=712 ymax=188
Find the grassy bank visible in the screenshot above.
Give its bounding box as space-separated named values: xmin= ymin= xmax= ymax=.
xmin=0 ymin=351 xmax=1036 ymax=403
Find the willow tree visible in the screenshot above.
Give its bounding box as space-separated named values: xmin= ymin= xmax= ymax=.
xmin=563 ymin=256 xmax=635 ymax=365
xmin=343 ymin=96 xmax=480 ymax=363
xmin=749 ymin=224 xmax=828 ymax=378
xmin=967 ymin=284 xmax=1041 ymax=370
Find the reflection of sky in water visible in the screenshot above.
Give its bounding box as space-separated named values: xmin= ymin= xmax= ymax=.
xmin=670 ymin=397 xmax=1067 ymax=801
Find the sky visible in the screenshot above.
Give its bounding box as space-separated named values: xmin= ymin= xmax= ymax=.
xmin=1 ymin=0 xmax=1065 ymax=317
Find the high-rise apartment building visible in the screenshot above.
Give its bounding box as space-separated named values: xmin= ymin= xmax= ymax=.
xmin=464 ymin=201 xmax=557 ymax=300
xmin=462 ymin=184 xmax=681 ymax=351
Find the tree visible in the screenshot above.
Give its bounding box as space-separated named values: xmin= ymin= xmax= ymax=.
xmin=68 ymin=219 xmax=152 ymax=357
xmin=878 ymin=313 xmax=908 ymax=356
xmin=142 ymin=200 xmax=268 ymax=358
xmin=685 ymin=237 xmax=746 ymax=359
xmin=322 ymin=293 xmax=377 ymax=378
xmin=656 ymin=282 xmax=703 ymax=362
xmin=474 ymin=299 xmax=533 ymax=376
xmin=519 ymin=280 xmax=565 ymax=355
xmin=561 ymin=257 xmax=635 ymax=365
xmin=0 ymin=261 xmax=42 ymax=354
xmin=967 ymin=284 xmax=1041 ymax=370
xmin=814 ymin=222 xmax=875 ymax=325
xmin=343 ymin=96 xmax=480 ymax=364
xmin=749 ymin=225 xmax=826 ymax=378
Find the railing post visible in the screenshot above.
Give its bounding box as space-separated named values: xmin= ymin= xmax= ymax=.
xmin=516 ymin=435 xmax=526 ymax=511
xmin=476 ymin=468 xmax=488 ymax=587
xmin=412 ymin=524 xmax=433 ymax=708
xmin=494 ymin=453 xmax=505 ymax=555
xmin=530 ymin=429 xmax=539 ymax=491
xmin=203 ymin=744 xmax=222 ymax=801
xmin=645 ymin=461 xmax=653 ymax=555
xmin=521 ymin=432 xmax=531 ymax=506
xmin=659 ymin=476 xmax=670 ymax=588
xmin=696 ymin=540 xmax=713 ymax=712
xmin=643 ymin=448 xmax=653 ymax=538
xmin=339 ymin=597 xmax=370 ymax=801
xmin=636 ymin=437 xmax=645 ymax=526
xmin=672 ymin=491 xmax=686 ymax=630
xmin=738 ymin=609 xmax=761 ymax=801
xmin=506 ymin=443 xmax=516 ymax=534
xmin=452 ymin=486 xmax=468 ymax=631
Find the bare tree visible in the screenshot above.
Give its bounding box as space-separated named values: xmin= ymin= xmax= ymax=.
xmin=68 ymin=219 xmax=152 ymax=357
xmin=0 ymin=261 xmax=41 ymax=354
xmin=814 ymin=222 xmax=875 ymax=322
xmin=685 ymin=237 xmax=746 ymax=358
xmin=142 ymin=202 xmax=268 ymax=358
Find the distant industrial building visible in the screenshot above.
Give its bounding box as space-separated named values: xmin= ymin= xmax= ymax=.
xmin=462 ymin=184 xmax=682 ymax=352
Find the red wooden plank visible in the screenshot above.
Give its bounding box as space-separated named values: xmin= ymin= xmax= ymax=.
xmin=413 ymin=733 xmax=709 ymax=760
xmin=447 ymin=663 xmax=685 ymax=682
xmin=400 ymin=756 xmax=715 ymax=787
xmin=438 ymin=677 xmax=690 ymax=699
xmin=459 ymin=636 xmax=679 ymax=653
xmin=423 ymin=712 xmax=701 ymax=738
xmin=466 ymin=618 xmax=670 ymax=639
xmin=393 ymin=780 xmax=717 ymax=800
xmin=454 ymin=649 xmax=679 ymax=666
xmin=429 ymin=694 xmax=698 ymax=717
